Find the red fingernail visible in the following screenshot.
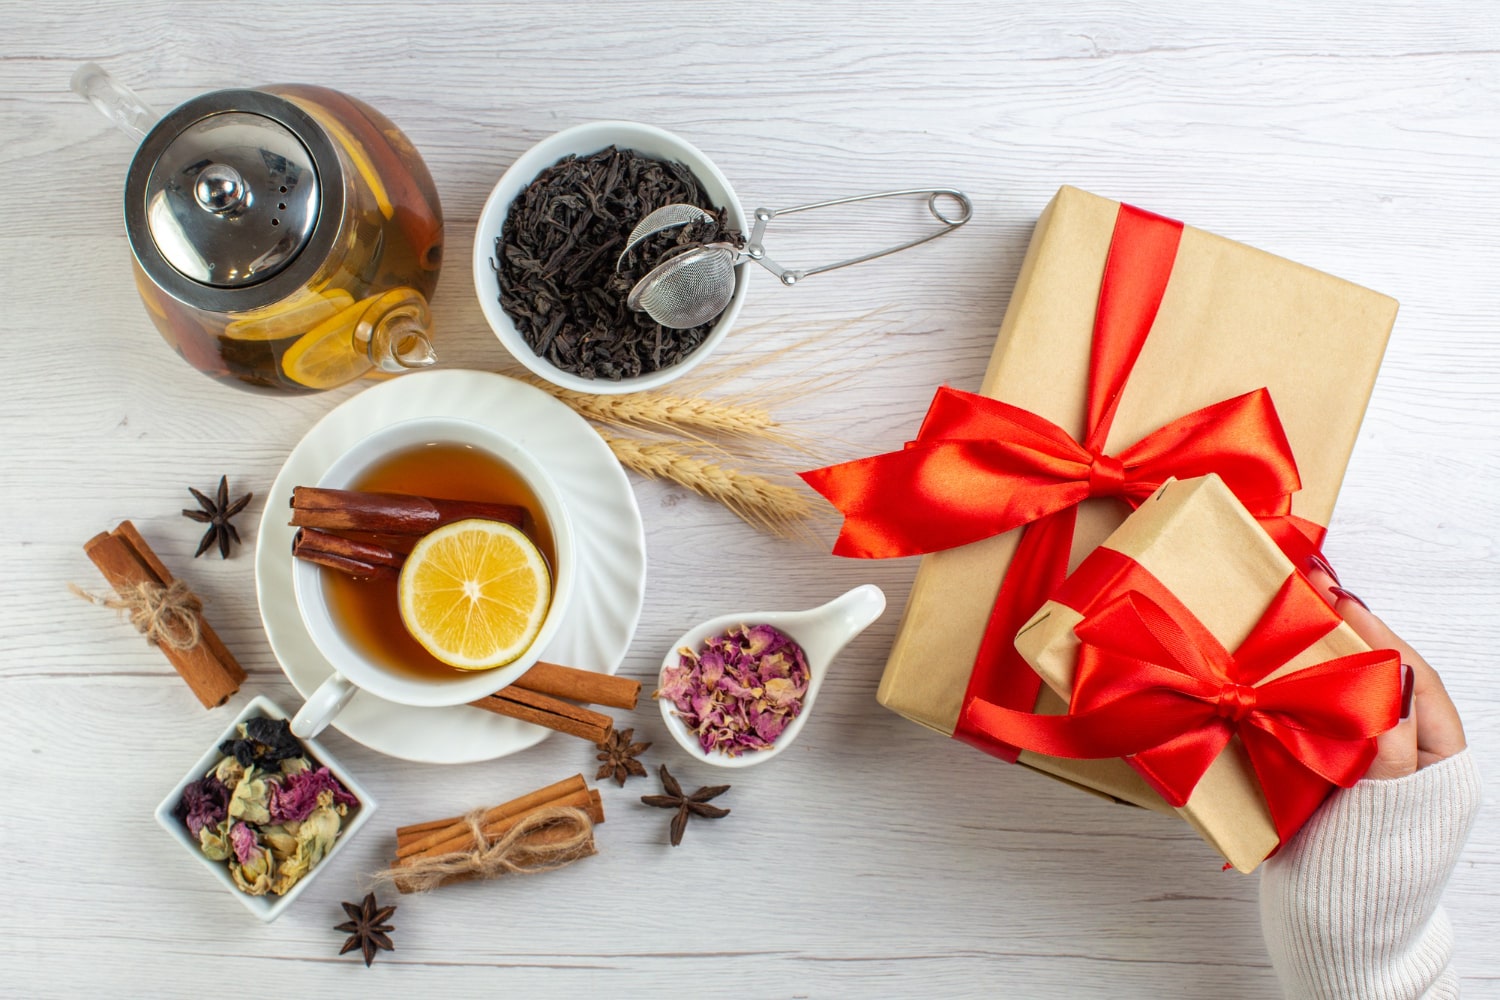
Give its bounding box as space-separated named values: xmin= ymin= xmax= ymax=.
xmin=1329 ymin=586 xmax=1369 ymax=610
xmin=1400 ymin=664 xmax=1415 ymax=720
xmin=1308 ymin=552 xmax=1341 ymax=585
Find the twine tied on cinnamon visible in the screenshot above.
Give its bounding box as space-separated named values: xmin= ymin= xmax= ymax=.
xmin=70 ymin=579 xmax=204 ymax=651
xmin=376 ymin=805 xmax=596 ymax=893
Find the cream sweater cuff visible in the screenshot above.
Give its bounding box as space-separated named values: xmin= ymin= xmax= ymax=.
xmin=1259 ymin=749 xmax=1481 ymax=999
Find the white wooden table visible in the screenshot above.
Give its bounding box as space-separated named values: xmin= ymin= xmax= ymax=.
xmin=3 ymin=3 xmax=1495 ymax=996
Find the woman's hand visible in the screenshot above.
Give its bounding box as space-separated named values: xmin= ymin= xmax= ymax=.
xmin=1308 ymin=557 xmax=1466 ymax=780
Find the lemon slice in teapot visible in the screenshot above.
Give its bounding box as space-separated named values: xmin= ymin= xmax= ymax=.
xmin=279 ymin=299 xmax=370 ymax=388
xmin=225 ymin=288 xmax=354 ymax=342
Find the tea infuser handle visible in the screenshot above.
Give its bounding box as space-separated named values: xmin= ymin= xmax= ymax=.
xmin=70 ymin=63 xmax=160 ymax=143
xmin=744 ymin=188 xmax=973 ymax=286
xmin=291 ymin=672 xmax=360 ymax=739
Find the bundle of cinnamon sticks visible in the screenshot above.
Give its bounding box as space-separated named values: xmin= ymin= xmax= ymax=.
xmin=81 ymin=521 xmax=245 ymax=708
xmin=387 ymin=774 xmax=604 ymax=893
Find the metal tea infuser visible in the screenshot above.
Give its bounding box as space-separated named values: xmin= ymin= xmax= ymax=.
xmin=617 ymin=188 xmax=973 ymax=328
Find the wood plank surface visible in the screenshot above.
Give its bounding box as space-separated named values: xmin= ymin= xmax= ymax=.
xmin=2 ymin=1 xmax=1496 ymax=996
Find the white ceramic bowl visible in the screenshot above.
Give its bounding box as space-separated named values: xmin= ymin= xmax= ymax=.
xmin=289 ymin=416 xmax=576 ymax=735
xmin=658 ymin=585 xmax=886 ymax=769
xmin=472 ymin=120 xmax=750 ymax=394
xmin=154 ymin=695 xmax=377 ymax=922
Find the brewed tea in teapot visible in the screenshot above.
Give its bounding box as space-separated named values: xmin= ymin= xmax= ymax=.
xmin=75 ymin=65 xmax=444 ymax=392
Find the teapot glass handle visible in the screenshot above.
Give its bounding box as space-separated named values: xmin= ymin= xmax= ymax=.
xmin=71 ymin=63 xmax=159 ymax=143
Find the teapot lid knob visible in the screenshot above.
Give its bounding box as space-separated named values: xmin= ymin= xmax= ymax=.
xmin=193 ymin=163 xmax=249 ymax=215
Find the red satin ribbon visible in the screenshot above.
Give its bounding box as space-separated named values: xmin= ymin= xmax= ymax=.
xmin=801 ymin=203 xmax=1319 ymax=761
xmin=959 ymin=548 xmax=1402 ymax=845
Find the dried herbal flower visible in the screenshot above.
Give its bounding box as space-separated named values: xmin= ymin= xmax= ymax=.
xmin=219 ymin=716 xmax=304 ymax=768
xmin=656 ymin=623 xmax=810 ymax=756
xmin=182 ymin=475 xmax=252 ymax=559
xmin=198 ymin=819 xmax=233 ymax=861
xmin=273 ymin=806 xmax=341 ymax=895
xmin=640 ymin=764 xmax=730 ymax=846
xmin=173 ymin=774 xmax=229 ymax=838
xmin=227 ymin=767 xmax=273 ymax=825
xmin=228 ymin=821 xmax=260 ymax=865
xmin=269 ymin=766 xmax=359 ymax=823
xmin=228 ymin=822 xmax=274 ymax=895
xmin=595 ymin=727 xmax=651 ymax=786
xmin=335 ymin=893 xmax=397 ymax=967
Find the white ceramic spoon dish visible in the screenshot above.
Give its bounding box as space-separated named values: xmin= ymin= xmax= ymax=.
xmin=658 ymin=584 xmax=886 ymax=769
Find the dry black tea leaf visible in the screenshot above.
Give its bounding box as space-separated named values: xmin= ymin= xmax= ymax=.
xmin=495 ymin=146 xmax=739 ymax=381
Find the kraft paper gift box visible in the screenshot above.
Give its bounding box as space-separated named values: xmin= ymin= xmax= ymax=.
xmin=831 ymin=185 xmax=1397 ymax=807
xmin=1006 ymin=474 xmax=1399 ymax=872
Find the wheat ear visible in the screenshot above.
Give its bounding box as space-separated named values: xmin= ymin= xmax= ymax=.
xmin=602 ymin=435 xmax=816 ymax=539
xmin=517 ymin=378 xmax=797 ymax=447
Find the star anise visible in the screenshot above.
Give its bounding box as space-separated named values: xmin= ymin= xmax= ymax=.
xmin=182 ymin=475 xmax=252 ymax=559
xmin=595 ymin=727 xmax=651 ymax=786
xmin=335 ymin=892 xmax=396 ymax=967
xmin=640 ymin=764 xmax=730 ymax=846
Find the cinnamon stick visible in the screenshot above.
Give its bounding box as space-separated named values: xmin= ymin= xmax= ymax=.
xmin=82 ymin=521 xmax=245 ymax=709
xmin=514 ymin=661 xmax=640 ymax=710
xmin=290 ymin=486 xmax=525 ymax=535
xmin=291 ymin=527 xmax=401 ymax=580
xmin=469 ymin=686 xmax=613 ymax=743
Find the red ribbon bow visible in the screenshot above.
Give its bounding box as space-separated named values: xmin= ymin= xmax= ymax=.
xmin=801 ymin=203 xmax=1323 ymax=761
xmin=803 ymin=383 xmax=1300 ymax=559
xmin=960 ymin=548 xmax=1402 ymax=844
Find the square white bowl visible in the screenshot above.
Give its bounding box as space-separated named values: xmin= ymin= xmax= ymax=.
xmin=154 ymin=695 xmax=377 ymax=922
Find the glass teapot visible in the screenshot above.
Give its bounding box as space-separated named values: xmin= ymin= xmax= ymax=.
xmin=74 ymin=64 xmax=444 ymax=393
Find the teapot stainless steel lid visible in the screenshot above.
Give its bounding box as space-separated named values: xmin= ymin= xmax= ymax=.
xmin=124 ymin=89 xmax=346 ymax=313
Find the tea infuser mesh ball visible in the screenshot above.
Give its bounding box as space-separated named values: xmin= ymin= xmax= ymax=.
xmin=625 ymin=243 xmax=738 ymax=329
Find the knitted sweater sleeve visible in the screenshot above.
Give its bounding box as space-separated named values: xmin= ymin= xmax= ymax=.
xmin=1259 ymin=749 xmax=1482 ymax=999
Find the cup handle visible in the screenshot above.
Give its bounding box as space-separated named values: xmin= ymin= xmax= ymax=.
xmin=291 ymin=673 xmax=359 ymax=738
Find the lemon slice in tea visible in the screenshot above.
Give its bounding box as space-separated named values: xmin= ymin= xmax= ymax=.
xmin=398 ymin=519 xmax=552 ymax=670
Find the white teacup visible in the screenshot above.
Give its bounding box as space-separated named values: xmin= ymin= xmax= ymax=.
xmin=290 ymin=417 xmax=575 ymax=738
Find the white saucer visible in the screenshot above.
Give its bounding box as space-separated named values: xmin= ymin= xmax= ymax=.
xmin=253 ymin=369 xmax=647 ymax=764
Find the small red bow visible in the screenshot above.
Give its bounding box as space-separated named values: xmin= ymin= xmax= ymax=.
xmin=961 ymin=561 xmax=1402 ymax=844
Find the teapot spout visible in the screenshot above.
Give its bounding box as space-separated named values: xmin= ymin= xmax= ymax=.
xmin=71 ymin=63 xmax=159 ymax=143
xmin=356 ymin=287 xmax=438 ymax=372
xmin=377 ymin=318 xmax=437 ymax=370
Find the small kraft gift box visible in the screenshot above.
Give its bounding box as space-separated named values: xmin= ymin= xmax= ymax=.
xmin=803 ymin=185 xmax=1399 ymax=808
xmin=978 ymin=474 xmax=1402 ymax=872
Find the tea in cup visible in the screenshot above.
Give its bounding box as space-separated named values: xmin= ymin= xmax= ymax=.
xmin=289 ymin=417 xmax=575 ymax=737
